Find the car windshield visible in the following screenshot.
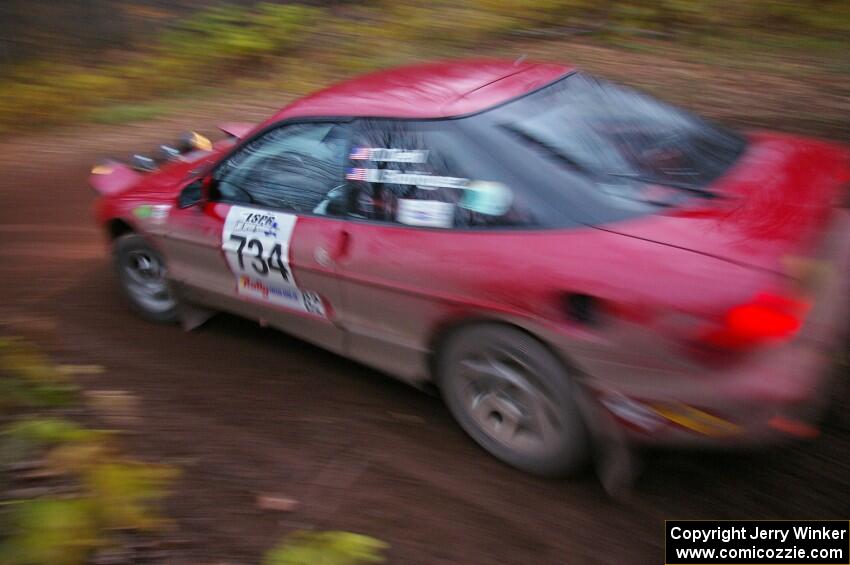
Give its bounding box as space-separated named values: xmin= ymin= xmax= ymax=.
xmin=495 ymin=72 xmax=746 ymax=206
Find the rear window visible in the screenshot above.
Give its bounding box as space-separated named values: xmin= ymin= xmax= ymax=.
xmin=481 ymin=72 xmax=746 ymax=214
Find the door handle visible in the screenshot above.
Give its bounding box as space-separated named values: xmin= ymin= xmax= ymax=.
xmin=315 ymin=230 xmax=351 ymax=268
xmin=334 ymin=230 xmax=351 ymax=261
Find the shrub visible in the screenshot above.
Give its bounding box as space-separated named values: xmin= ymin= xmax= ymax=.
xmin=0 ymin=338 xmax=77 ymax=408
xmin=0 ymin=339 xmax=178 ymax=565
xmin=1 ymin=498 xmax=101 ymax=565
xmin=264 ymin=531 xmax=388 ymax=565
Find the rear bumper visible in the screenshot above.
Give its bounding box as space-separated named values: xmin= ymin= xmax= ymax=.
xmin=615 ymin=338 xmax=844 ymax=447
xmin=591 ymin=210 xmax=850 ymax=446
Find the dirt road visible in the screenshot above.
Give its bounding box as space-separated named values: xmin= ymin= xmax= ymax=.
xmin=1 ymin=118 xmax=848 ymax=565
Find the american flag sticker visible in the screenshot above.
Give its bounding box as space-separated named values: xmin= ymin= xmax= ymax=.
xmin=349 ymin=147 xmax=371 ymax=160
xmin=346 ymin=167 xmax=369 ymax=181
xmin=349 ymin=147 xmax=429 ymax=163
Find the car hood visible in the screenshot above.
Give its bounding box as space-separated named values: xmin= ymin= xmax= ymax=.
xmin=92 ymin=131 xmax=244 ymax=204
xmin=597 ymin=131 xmax=850 ymax=272
xmin=123 ymin=149 xmax=221 ymax=202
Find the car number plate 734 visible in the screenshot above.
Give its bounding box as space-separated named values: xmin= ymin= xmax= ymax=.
xmin=221 ymin=207 xmax=326 ymax=318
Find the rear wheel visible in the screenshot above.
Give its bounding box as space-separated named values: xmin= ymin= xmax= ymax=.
xmin=438 ymin=325 xmax=589 ymax=477
xmin=113 ymin=233 xmax=178 ymax=323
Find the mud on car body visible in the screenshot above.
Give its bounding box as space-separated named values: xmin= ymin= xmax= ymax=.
xmin=90 ymin=59 xmax=850 ymax=477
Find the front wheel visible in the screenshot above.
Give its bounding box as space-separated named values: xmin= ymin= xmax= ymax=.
xmin=438 ymin=325 xmax=589 ymax=477
xmin=113 ymin=233 xmax=178 ymax=323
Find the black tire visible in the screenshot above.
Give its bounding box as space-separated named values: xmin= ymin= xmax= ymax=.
xmin=438 ymin=324 xmax=589 ymax=477
xmin=112 ymin=233 xmax=179 ymax=323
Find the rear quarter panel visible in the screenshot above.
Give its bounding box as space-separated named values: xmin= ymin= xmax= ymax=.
xmin=335 ymin=221 xmax=772 ymax=385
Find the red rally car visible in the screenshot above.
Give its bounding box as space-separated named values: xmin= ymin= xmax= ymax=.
xmin=90 ymin=59 xmax=850 ymax=477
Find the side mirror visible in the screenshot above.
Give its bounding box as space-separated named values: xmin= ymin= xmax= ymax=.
xmin=178 ymin=179 xmax=205 ymax=208
xmin=200 ymin=174 xmax=220 ymax=202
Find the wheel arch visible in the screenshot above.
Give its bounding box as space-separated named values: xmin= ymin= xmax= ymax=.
xmin=427 ymin=315 xmax=581 ymax=386
xmin=106 ymin=218 xmax=135 ymax=240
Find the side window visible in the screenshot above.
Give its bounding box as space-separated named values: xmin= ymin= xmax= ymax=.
xmin=345 ymin=120 xmax=536 ymax=228
xmin=213 ymin=122 xmax=349 ymax=214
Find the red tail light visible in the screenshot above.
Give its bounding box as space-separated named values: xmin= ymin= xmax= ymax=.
xmin=701 ymin=292 xmax=810 ymax=349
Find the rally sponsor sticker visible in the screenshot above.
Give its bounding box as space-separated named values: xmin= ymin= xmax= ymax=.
xmin=396 ymin=199 xmax=455 ymax=228
xmin=133 ymin=204 xmax=171 ymax=224
xmin=222 ymin=206 xmax=326 ymax=318
xmin=346 ymin=168 xmax=468 ymax=190
xmin=348 ymin=147 xmax=429 ymax=163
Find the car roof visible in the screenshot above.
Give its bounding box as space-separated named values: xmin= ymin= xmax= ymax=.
xmin=270 ymin=59 xmax=573 ymax=122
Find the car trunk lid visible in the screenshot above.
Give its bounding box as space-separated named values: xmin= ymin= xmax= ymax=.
xmin=597 ymin=132 xmax=850 ymax=273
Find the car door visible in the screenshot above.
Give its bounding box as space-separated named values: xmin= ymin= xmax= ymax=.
xmin=162 ymin=121 xmax=352 ymax=354
xmin=332 ymin=119 xmax=538 ymax=382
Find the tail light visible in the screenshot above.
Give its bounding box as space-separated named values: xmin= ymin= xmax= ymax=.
xmin=699 ymin=292 xmax=810 ymax=349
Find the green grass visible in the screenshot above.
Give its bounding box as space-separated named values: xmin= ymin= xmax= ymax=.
xmin=88 ymin=102 xmax=168 ymax=125
xmin=0 ymin=1 xmax=847 ymax=135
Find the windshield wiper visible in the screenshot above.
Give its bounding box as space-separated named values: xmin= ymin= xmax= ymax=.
xmin=501 ymin=123 xmax=719 ymax=201
xmin=607 ymin=172 xmax=718 ymax=198
xmin=500 ymin=124 xmax=597 ymax=177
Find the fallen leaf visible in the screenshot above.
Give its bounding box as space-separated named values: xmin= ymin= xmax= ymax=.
xmin=387 ymin=411 xmax=425 ymax=424
xmin=257 ymin=495 xmax=299 ymax=512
